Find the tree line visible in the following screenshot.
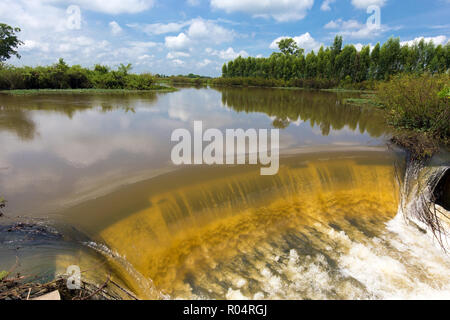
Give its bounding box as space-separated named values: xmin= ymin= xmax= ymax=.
xmin=221 ymin=36 xmax=450 ymax=84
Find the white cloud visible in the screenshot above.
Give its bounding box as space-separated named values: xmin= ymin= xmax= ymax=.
xmin=187 ymin=18 xmax=234 ymax=43
xmin=167 ymin=51 xmax=191 ymax=59
xmin=320 ymin=0 xmax=336 ymax=11
xmin=324 ymin=20 xmax=340 ymax=29
xmin=210 ymin=0 xmax=314 ymax=22
xmin=109 ymin=21 xmax=122 ymax=35
xmin=70 ymin=0 xmax=155 ymax=14
xmin=197 ymin=59 xmax=212 ymax=67
xmin=165 ymin=33 xmax=191 ymax=50
xmin=352 ymin=43 xmax=373 ymax=51
xmin=400 ymin=35 xmax=448 ymax=47
xmin=56 ymin=36 xmax=95 ymax=53
xmin=138 ymin=54 xmax=154 ymax=60
xmin=0 ymin=0 xmax=69 ymax=33
xmin=351 ymin=0 xmax=386 ymax=9
xmin=325 ymin=19 xmax=363 ymax=30
xmin=269 ymin=32 xmax=322 ymax=52
xmin=172 ymin=59 xmax=185 ymax=66
xmin=131 ymin=21 xmax=191 ymax=35
xmin=324 ymin=18 xmax=388 ymax=39
xmin=97 ymin=41 xmax=158 ymax=64
xmin=21 ymin=40 xmax=50 ymax=52
xmin=207 ymin=47 xmax=249 ymax=59
xmin=128 ymin=41 xmax=159 ymax=48
xmin=130 ymin=18 xmax=234 ymax=44
xmin=163 ymin=18 xmax=234 ymax=53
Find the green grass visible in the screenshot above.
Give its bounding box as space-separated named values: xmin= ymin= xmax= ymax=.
xmin=321 ymin=88 xmax=370 ymax=93
xmin=0 ymin=86 xmax=177 ymax=95
xmin=343 ymin=97 xmax=383 ymax=108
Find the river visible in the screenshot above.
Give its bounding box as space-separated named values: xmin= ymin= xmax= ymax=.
xmin=0 ymin=87 xmax=449 ymax=299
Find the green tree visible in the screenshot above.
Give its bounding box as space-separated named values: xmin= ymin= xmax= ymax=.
xmin=370 ymin=43 xmax=381 ymax=79
xmin=0 ymin=23 xmax=23 ymax=62
xmin=379 ymin=37 xmax=401 ymax=79
xmin=222 ymin=63 xmax=228 ymax=77
xmin=278 ymin=38 xmax=300 ymax=56
xmin=118 ymin=63 xmax=132 ymax=75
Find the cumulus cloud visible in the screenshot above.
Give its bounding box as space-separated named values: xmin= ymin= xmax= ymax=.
xmin=165 ymin=33 xmax=191 ymax=50
xmin=21 ymin=40 xmax=50 ymax=52
xmin=130 ymin=18 xmax=234 ymax=44
xmin=320 ymin=0 xmax=336 ymax=11
xmin=210 ymin=0 xmax=314 ymax=22
xmin=109 ymin=21 xmax=122 ymax=35
xmin=0 ymin=0 xmax=70 ymax=33
xmin=187 ymin=18 xmax=234 ymax=43
xmin=163 ymin=18 xmax=235 ymax=52
xmin=324 ymin=18 xmax=388 ymax=39
xmin=206 ymin=47 xmax=249 ymax=59
xmin=351 ymin=0 xmax=386 ymax=9
xmin=197 ymin=59 xmax=212 ymax=67
xmin=0 ymin=0 xmax=154 ymax=35
xmin=269 ymin=33 xmax=322 ymax=52
xmin=400 ymin=35 xmax=448 ymax=47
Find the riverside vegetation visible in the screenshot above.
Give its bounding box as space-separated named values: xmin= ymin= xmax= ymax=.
xmin=376 ymin=73 xmax=449 ymax=157
xmin=0 ymin=59 xmax=172 ymax=92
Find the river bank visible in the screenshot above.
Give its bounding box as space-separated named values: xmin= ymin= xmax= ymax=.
xmin=0 ymin=87 xmax=177 ymax=96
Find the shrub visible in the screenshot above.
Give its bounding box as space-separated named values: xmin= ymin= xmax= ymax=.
xmin=67 ymin=65 xmax=92 ymax=89
xmin=377 ymin=73 xmax=450 ymax=145
xmin=125 ymin=73 xmax=154 ymax=89
xmin=0 ymin=60 xmax=155 ymax=91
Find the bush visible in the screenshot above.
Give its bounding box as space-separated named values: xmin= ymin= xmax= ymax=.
xmin=377 ymin=73 xmax=450 ymax=145
xmin=67 ymin=65 xmax=92 ymax=88
xmin=169 ymin=76 xmax=209 ymax=85
xmin=0 ymin=60 xmax=155 ymax=91
xmin=125 ymin=73 xmax=154 ymax=89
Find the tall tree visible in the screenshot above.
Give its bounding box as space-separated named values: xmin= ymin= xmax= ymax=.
xmin=0 ymin=23 xmax=23 ymax=62
xmin=278 ymin=38 xmax=300 ymax=56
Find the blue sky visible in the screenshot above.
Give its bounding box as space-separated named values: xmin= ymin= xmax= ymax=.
xmin=1 ymin=0 xmax=449 ymax=76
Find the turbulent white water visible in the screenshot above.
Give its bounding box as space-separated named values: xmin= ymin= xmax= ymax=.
xmin=183 ymin=213 xmax=450 ymax=300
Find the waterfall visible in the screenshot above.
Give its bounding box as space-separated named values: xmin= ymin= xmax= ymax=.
xmin=398 ymin=153 xmax=450 ymax=251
